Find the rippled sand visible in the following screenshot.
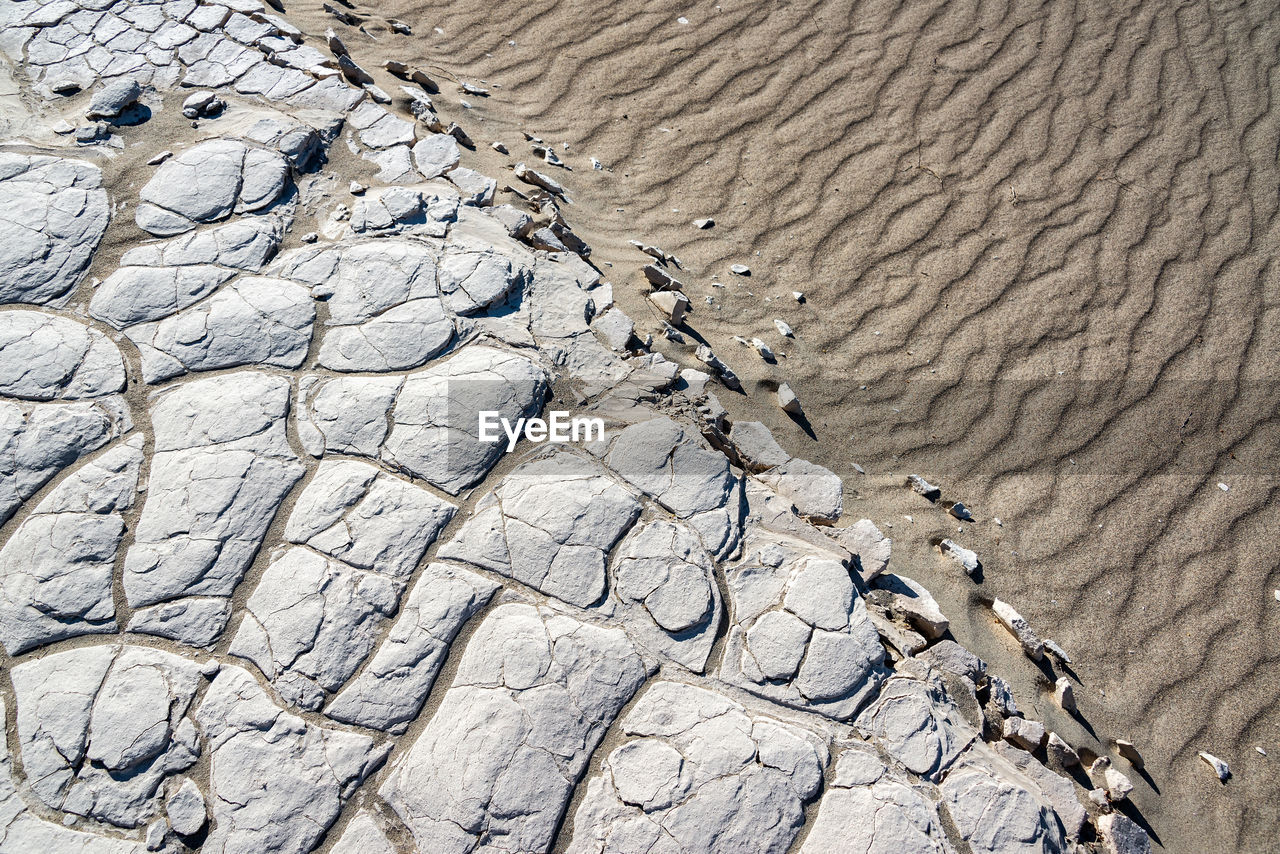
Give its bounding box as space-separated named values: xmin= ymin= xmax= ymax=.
xmin=295 ymin=0 xmax=1280 ymax=847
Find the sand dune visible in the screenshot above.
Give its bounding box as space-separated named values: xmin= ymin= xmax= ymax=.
xmin=292 ymin=0 xmax=1280 ymax=848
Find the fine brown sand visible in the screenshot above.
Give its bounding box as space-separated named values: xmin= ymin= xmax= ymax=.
xmin=285 ymin=0 xmax=1279 ymax=849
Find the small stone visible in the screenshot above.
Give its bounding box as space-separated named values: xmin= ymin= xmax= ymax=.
xmin=350 ymin=180 xmax=366 ymax=195
xmin=146 ymin=819 xmax=167 ymax=850
xmin=792 ymin=291 xmax=805 ymax=302
xmin=752 ymin=338 xmax=775 ymax=360
xmin=774 ymin=318 xmax=794 ymax=337
xmin=166 ymin=778 xmax=207 ymax=835
xmin=938 ymin=538 xmax=980 ymax=575
xmin=730 ymin=263 xmax=750 ymax=275
xmin=649 ymin=290 xmax=689 ymax=325
xmin=301 ymin=231 xmax=318 ymax=243
xmin=51 ymin=80 xmax=81 ymax=95
xmin=987 ymin=675 xmax=1018 ymax=717
xmin=948 ymin=501 xmax=973 ymax=520
xmin=1088 ymin=788 xmax=1110 ymax=810
xmin=86 ymin=78 xmax=141 ymax=119
xmin=460 ymin=81 xmax=489 ymax=96
xmin=1054 ymin=677 xmax=1076 ymax=712
xmin=1097 ymin=813 xmax=1152 ymax=854
xmin=1002 ymin=716 xmax=1045 ymax=751
xmin=181 ymin=90 xmax=223 ymax=119
xmin=147 ymin=150 xmax=173 ymax=165
xmin=1047 ymin=732 xmax=1079 ymax=767
xmin=906 ymin=474 xmax=941 ymax=500
xmin=1044 ymin=639 xmax=1072 ymax=664
xmin=491 ymin=141 xmax=508 ymax=154
xmin=777 ymin=382 xmax=803 ymax=415
xmin=693 ymin=217 xmax=714 ymax=228
xmin=1116 ymin=739 xmax=1144 ymax=770
xmin=992 ymin=599 xmax=1044 ymax=660
xmin=1104 ymin=766 xmax=1133 ymax=801
xmin=389 ymin=19 xmax=412 ymax=34
xmin=1199 ymin=751 xmax=1230 ymax=782
xmin=200 ymin=659 xmax=221 ymax=678
xmin=591 ymin=157 xmax=603 ymax=169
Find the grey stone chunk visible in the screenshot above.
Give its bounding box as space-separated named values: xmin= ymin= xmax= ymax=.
xmin=196 ymin=664 xmax=388 ymax=854
xmin=85 ymin=76 xmax=139 ymax=118
xmin=0 ymin=311 xmax=124 ymax=399
xmin=800 ymin=745 xmax=950 ymax=854
xmin=856 ymin=672 xmax=976 ymax=781
xmin=940 ymin=750 xmax=1068 ymax=854
xmin=364 ymin=144 xmax=420 ymax=183
xmin=612 ymin=518 xmax=720 ymax=672
xmin=0 ymin=437 xmax=142 ymax=654
xmin=592 ymin=307 xmax=633 ymax=350
xmin=0 ymin=695 xmax=148 ymax=854
xmin=915 ymin=639 xmax=986 ymax=682
xmin=725 ymin=532 xmax=886 ymax=719
xmin=0 ymin=153 xmax=109 ymax=306
xmin=11 ymin=645 xmax=202 ymax=829
xmin=272 ymin=239 xmax=454 ymax=371
xmin=837 ymin=518 xmax=891 ymax=580
xmin=229 ymin=546 xmax=402 ymax=710
xmin=874 ymin=572 xmax=949 ymax=639
xmin=136 ymin=139 xmax=288 ymax=235
xmin=411 ymin=133 xmax=460 ymax=178
xmin=331 ymin=811 xmax=396 ymax=854
xmin=729 ymin=420 xmax=789 ymax=471
xmin=566 ymin=681 xmax=826 ymax=854
xmin=526 ymin=253 xmax=630 ymax=395
xmin=123 ymin=372 xmax=303 ymax=638
xmin=380 ymin=603 xmax=650 ymax=854
xmin=440 ymin=452 xmax=640 ymax=607
xmin=1097 ymin=813 xmax=1151 ymax=854
xmin=90 ymin=264 xmax=237 ymax=328
xmin=124 ymin=276 xmax=315 ymax=383
xmin=1003 ymin=716 xmax=1046 ymax=751
xmin=325 ymin=562 xmax=498 ymax=732
xmin=602 ymin=416 xmax=743 ymax=560
xmin=759 ymin=457 xmax=843 ymax=524
xmin=119 ymin=217 xmax=283 ymax=271
xmin=0 ymin=396 xmax=129 ymax=525
xmin=993 ymin=598 xmax=1045 ymax=660
xmin=286 ymin=459 xmax=456 ymax=577
xmin=449 ymin=166 xmax=496 ymax=206
xmin=165 ymin=778 xmax=206 ymax=836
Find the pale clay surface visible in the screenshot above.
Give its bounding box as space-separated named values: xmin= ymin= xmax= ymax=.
xmin=0 ymin=1 xmax=1108 ymax=852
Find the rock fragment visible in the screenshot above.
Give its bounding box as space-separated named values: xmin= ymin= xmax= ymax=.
xmin=1002 ymin=716 xmax=1045 ymax=751
xmin=1097 ymin=813 xmax=1152 ymax=854
xmin=1199 ymin=751 xmax=1230 ymax=782
xmin=992 ymin=599 xmax=1045 ymax=660
xmin=649 ymin=289 xmax=689 ymax=324
xmin=165 ymin=779 xmax=206 ymax=836
xmin=1054 ymin=677 xmax=1076 ymax=712
xmin=777 ymin=382 xmax=803 ymax=414
xmin=86 ymin=77 xmax=141 ymax=118
xmin=938 ymin=538 xmax=980 ymax=575
xmin=906 ymin=473 xmax=941 ymax=500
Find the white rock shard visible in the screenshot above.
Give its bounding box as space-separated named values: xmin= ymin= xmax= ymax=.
xmin=992 ymin=598 xmax=1045 ymax=660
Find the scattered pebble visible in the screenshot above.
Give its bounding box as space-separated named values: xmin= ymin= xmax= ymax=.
xmin=774 ymin=319 xmax=794 ymax=337
xmin=906 ymin=474 xmax=941 ymax=501
xmin=677 ymin=16 xmax=689 ymax=24
xmin=460 ymin=82 xmax=489 ymax=96
xmin=948 ymin=501 xmax=973 ymax=521
xmin=146 ymin=150 xmax=172 ymax=165
xmin=693 ymin=218 xmax=714 ymax=229
xmin=750 ymin=338 xmax=775 ymax=360
xmin=1256 ymin=747 xmax=1267 ymax=756
xmin=730 ymin=264 xmax=750 ymax=275
xmin=792 ymin=291 xmax=805 ymax=302
xmin=777 ymin=382 xmax=803 ymax=415
xmin=852 ymin=463 xmax=865 ymax=474
xmin=1199 ymin=751 xmax=1231 ymax=783
xmin=1116 ymin=739 xmax=1144 ymax=770
xmin=1054 ymin=677 xmax=1076 ymax=712
xmin=1218 ymin=482 xmax=1229 ymax=492
xmin=591 ymin=157 xmax=603 ymax=170
xmin=349 ymin=181 xmax=365 ymax=195
xmin=491 ymin=141 xmax=508 ymax=154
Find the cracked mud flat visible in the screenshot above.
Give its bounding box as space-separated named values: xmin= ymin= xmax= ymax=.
xmin=0 ymin=0 xmax=1260 ymax=852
